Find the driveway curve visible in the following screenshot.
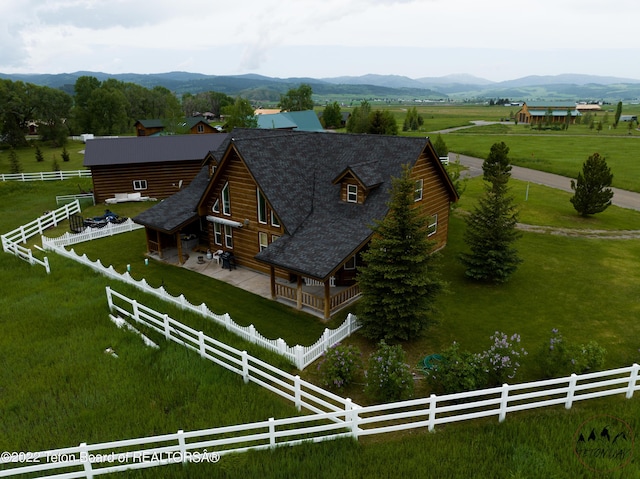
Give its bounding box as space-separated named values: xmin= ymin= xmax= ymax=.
xmin=453 ymin=153 xmax=640 ymax=212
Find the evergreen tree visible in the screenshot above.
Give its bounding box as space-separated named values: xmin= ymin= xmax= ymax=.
xmin=346 ymin=101 xmax=371 ymax=133
xmin=614 ymin=101 xmax=623 ymax=128
xmin=402 ymin=107 xmax=423 ymax=131
xmin=61 ymin=145 xmax=71 ymax=162
xmin=35 ymin=145 xmax=44 ymax=162
xmin=368 ymin=109 xmax=398 ymax=135
xmin=570 ymin=152 xmax=614 ymax=216
xmin=52 ymin=155 xmax=60 ymax=172
xmin=432 ymin=134 xmax=448 ymax=158
xmin=460 ymin=142 xmax=522 ymax=283
xmin=357 ymin=165 xmax=444 ymax=341
xmin=8 ymin=148 xmax=22 ymax=174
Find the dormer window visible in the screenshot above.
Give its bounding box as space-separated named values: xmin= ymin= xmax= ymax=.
xmin=347 ymin=184 xmax=358 ymax=203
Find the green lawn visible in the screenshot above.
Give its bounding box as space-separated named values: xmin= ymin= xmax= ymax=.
xmin=0 ymin=140 xmax=87 ymax=174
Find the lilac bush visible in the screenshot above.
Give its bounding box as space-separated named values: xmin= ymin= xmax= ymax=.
xmin=364 ymin=340 xmax=414 ymax=402
xmin=477 ymin=331 xmax=527 ymax=385
xmin=538 ymin=328 xmax=606 ymax=378
xmin=316 ymin=343 xmax=362 ymax=390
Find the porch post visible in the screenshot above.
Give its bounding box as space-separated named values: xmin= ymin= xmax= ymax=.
xmin=270 ymin=266 xmax=276 ymax=300
xmin=324 ymin=280 xmax=331 ymax=320
xmin=296 ymin=275 xmax=303 ymax=310
xmin=157 ymin=230 xmax=163 ymax=258
xmin=176 ymin=232 xmax=184 ymax=264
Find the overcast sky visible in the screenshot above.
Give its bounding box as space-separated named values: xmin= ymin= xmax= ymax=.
xmin=2 ymin=0 xmax=640 ymax=82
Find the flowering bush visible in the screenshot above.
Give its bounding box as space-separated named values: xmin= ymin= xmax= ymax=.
xmin=364 ymin=340 xmax=414 ymax=402
xmin=427 ymin=341 xmax=487 ymax=394
xmin=477 ymin=331 xmax=527 ymax=385
xmin=316 ymin=343 xmax=362 ymax=390
xmin=538 ymin=329 xmax=606 ymax=378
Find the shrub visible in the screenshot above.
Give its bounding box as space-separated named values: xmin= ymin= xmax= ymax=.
xmin=61 ymin=146 xmax=71 ymax=162
xmin=365 ymin=341 xmax=414 ymax=402
xmin=538 ymin=329 xmax=606 ymax=378
xmin=427 ymin=341 xmax=487 ymax=394
xmin=477 ymin=331 xmax=527 ymax=385
xmin=316 ymin=343 xmax=362 ymax=390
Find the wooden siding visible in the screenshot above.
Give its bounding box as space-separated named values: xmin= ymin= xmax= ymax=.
xmin=189 ymin=123 xmax=217 ymax=134
xmin=90 ymin=161 xmax=202 ymax=203
xmin=136 ymin=125 xmax=164 ymax=137
xmin=203 ymin=150 xmax=287 ymax=277
xmin=410 ymin=153 xmax=451 ymax=250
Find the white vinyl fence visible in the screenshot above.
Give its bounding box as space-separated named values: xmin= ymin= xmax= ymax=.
xmin=0 ymin=170 xmax=91 ymax=182
xmin=56 ymin=193 xmax=95 ymax=206
xmin=107 ymin=286 xmax=355 ymax=416
xmin=2 ymin=331 xmax=639 ymax=479
xmin=1 ymin=200 xmax=82 ymax=273
xmin=43 ymin=240 xmax=360 ymax=369
xmin=42 ymin=218 xmax=143 ymax=248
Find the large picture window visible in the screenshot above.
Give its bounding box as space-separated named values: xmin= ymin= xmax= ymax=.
xmin=224 ymin=224 xmax=233 ymax=248
xmin=257 ymin=189 xmax=267 ymax=224
xmin=222 ymin=182 xmax=231 ymax=215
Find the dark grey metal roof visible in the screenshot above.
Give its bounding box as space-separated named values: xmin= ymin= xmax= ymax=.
xmin=83 ymin=134 xmax=228 ymax=167
xmin=133 ymin=166 xmax=210 ymax=233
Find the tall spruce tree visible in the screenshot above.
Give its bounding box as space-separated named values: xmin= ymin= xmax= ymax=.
xmin=460 ymin=142 xmax=522 ymax=283
xmin=570 ymin=152 xmax=614 ymax=216
xmin=8 ymin=148 xmax=22 ymax=174
xmin=357 ymin=164 xmax=444 ymax=341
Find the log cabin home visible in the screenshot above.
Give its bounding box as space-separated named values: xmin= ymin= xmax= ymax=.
xmin=134 ymin=129 xmax=458 ymax=319
xmin=83 ymin=134 xmax=228 ymax=203
xmin=134 ymin=117 xmax=218 ymax=136
xmin=516 ymin=102 xmax=581 ymax=125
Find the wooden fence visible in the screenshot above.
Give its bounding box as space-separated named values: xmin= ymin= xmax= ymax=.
xmin=0 ymin=170 xmax=91 ymax=182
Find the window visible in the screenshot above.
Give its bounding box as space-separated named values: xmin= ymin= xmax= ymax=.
xmin=212 ymin=198 xmax=219 ymax=213
xmin=271 ymin=234 xmax=280 ymax=243
xmin=133 ymin=180 xmax=148 ymax=191
xmin=197 ymin=124 xmax=204 ymax=133
xmin=427 ymin=214 xmax=438 ymax=236
xmin=222 ymin=182 xmax=231 ymax=215
xmin=258 ymin=232 xmax=268 ymax=252
xmin=271 ymin=211 xmax=280 ymax=228
xmin=213 ymin=223 xmax=222 ymax=245
xmin=414 ymin=179 xmax=423 ymax=202
xmin=347 ymin=184 xmax=358 ymax=203
xmin=257 ymin=189 xmax=267 ymax=224
xmin=344 ymin=255 xmax=356 ymax=270
xmin=224 ymin=224 xmax=233 ymax=248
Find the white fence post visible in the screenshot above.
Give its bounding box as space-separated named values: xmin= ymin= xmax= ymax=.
xmin=294 ymin=375 xmax=301 ymax=411
xmin=78 ymin=442 xmax=94 ymax=479
xmin=268 ymin=417 xmax=276 ymax=449
xmin=565 ymin=373 xmax=578 ymax=409
xmin=427 ymin=394 xmax=437 ymax=432
xmin=199 ymin=331 xmax=206 ymax=358
xmin=43 ymin=256 xmax=50 ymax=274
xmin=163 ymin=314 xmax=171 ymax=340
xmin=176 ymin=430 xmax=188 ymax=464
xmin=294 ymin=345 xmax=304 ymax=370
xmin=627 ymin=363 xmax=639 ymax=399
xmin=242 ymin=351 xmax=249 ymax=384
xmin=498 ymin=384 xmax=509 ymax=422
xmin=249 ymin=325 xmax=256 ymax=344
xmin=132 ymin=299 xmax=139 ymax=323
xmin=106 ymin=286 xmax=113 ymax=311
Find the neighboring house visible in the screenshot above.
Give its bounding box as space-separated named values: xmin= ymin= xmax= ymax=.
xmin=134 ymin=118 xmax=218 ymax=136
xmin=134 ymin=129 xmax=458 ymax=319
xmin=84 ymin=134 xmax=229 ymax=203
xmin=620 ymin=115 xmax=638 ymax=122
xmin=516 ymin=102 xmax=581 ymax=125
xmin=256 ymin=110 xmax=325 ymax=132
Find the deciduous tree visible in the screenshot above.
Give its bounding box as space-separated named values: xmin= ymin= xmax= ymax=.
xmin=570 ymin=152 xmax=614 ymax=216
xmin=278 ymin=84 xmax=314 ymax=111
xmin=321 ymin=101 xmax=342 ymax=129
xmin=222 ymin=97 xmax=257 ymax=131
xmin=357 ymin=165 xmax=444 ymax=341
xmin=460 ymin=142 xmax=522 ymax=283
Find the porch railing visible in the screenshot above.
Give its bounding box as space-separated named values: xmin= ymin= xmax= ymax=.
xmin=274 ymin=282 xmax=361 ymax=317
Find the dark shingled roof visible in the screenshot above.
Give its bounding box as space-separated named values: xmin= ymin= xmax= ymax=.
xmin=83 ymin=134 xmax=229 ymax=167
xmin=231 ymin=131 xmax=433 ymax=279
xmin=133 ymin=166 xmax=210 ymax=233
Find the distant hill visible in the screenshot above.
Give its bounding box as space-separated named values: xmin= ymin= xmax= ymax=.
xmin=2 ymin=71 xmax=640 ymax=102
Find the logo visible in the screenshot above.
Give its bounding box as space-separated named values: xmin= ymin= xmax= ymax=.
xmin=573 ymin=415 xmax=634 ymax=474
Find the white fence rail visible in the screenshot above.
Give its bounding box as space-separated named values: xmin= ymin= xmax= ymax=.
xmin=56 ymin=193 xmax=95 ymax=206
xmin=43 ymin=242 xmax=360 ymax=369
xmin=106 ymin=286 xmax=354 ymax=416
xmin=2 ymin=353 xmax=639 ymax=478
xmin=1 ymin=200 xmax=82 ymax=273
xmin=42 ymin=219 xmax=143 ymax=248
xmin=0 ymin=170 xmax=91 ymax=182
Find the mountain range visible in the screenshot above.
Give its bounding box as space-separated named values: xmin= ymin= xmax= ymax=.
xmin=2 ymin=71 xmax=640 ymax=102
